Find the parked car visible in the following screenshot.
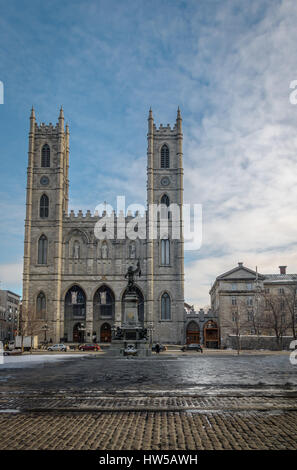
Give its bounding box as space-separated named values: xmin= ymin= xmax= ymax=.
xmin=181 ymin=343 xmax=203 ymax=353
xmin=78 ymin=343 xmax=101 ymax=351
xmin=47 ymin=343 xmax=68 ymax=352
xmin=152 ymin=343 xmax=167 ymax=352
xmin=3 ymin=349 xmax=23 ymax=356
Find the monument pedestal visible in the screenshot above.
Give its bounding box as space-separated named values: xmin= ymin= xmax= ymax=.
xmin=108 ymin=290 xmax=151 ymax=357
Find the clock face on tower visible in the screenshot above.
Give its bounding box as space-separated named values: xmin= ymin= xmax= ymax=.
xmin=161 ymin=176 xmax=170 ymax=187
xmin=40 ymin=175 xmax=49 ymax=186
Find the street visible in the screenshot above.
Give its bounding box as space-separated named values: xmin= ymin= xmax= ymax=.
xmin=0 ymin=351 xmax=296 ymax=450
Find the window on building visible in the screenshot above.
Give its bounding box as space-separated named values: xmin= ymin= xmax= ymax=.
xmin=93 ymin=286 xmax=115 ymax=318
xmin=160 ymin=194 xmax=170 ymax=219
xmin=247 ymin=310 xmax=254 ymax=322
xmin=40 ymin=194 xmax=49 ymax=218
xmin=161 ymin=293 xmax=171 ymax=320
xmin=41 ymin=144 xmax=50 ymax=167
xmin=246 ymin=297 xmax=253 ymax=307
xmin=160 ymin=144 xmax=170 ymax=168
xmin=65 ymin=285 xmax=86 ymax=318
xmin=232 ymin=311 xmax=237 ymax=322
xmin=231 ymin=283 xmax=237 ymax=291
xmin=36 ymin=292 xmax=46 ymax=318
xmin=246 ymin=283 xmax=253 ymax=290
xmin=38 ymin=235 xmax=48 ymax=264
xmin=161 ymin=239 xmax=170 ymax=265
xmin=265 ymin=287 xmax=270 ymax=294
xmin=279 ymin=288 xmax=285 ymax=295
xmin=231 ymin=296 xmax=237 ymax=306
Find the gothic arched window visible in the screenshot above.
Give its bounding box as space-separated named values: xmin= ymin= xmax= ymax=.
xmin=161 ymin=292 xmax=171 ymax=320
xmin=93 ymin=286 xmax=115 ymax=318
xmin=65 ymin=285 xmax=86 ymax=318
xmin=41 ymin=144 xmax=50 ymax=167
xmin=36 ymin=292 xmax=46 ymax=318
xmin=161 ymin=144 xmax=169 ymax=168
xmin=160 ymin=194 xmax=170 ymax=219
xmin=40 ymin=194 xmax=49 ymax=218
xmin=38 ymin=235 xmax=48 ymax=264
xmin=161 ymin=239 xmax=170 ymax=265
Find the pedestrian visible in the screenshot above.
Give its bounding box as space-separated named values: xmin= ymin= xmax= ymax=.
xmin=155 ymin=343 xmax=160 ymax=354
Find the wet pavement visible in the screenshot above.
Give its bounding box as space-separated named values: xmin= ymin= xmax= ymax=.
xmin=0 ymin=352 xmax=296 ymax=450
xmin=0 ymin=352 xmax=296 ymax=393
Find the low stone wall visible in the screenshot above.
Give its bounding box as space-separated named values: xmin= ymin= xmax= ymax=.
xmin=225 ymin=335 xmax=296 ymax=351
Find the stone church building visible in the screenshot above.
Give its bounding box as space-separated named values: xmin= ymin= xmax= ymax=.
xmin=22 ymin=107 xmax=185 ymax=345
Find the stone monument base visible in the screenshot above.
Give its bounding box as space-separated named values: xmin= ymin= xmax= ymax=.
xmin=108 ymin=337 xmax=152 ymax=357
xmin=108 ymin=285 xmax=152 ymax=357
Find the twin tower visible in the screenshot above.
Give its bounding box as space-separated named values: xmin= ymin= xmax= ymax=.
xmin=22 ymin=107 xmax=185 ymax=345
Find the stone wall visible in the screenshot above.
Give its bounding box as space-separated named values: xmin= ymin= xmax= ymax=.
xmin=225 ymin=334 xmax=295 ymax=351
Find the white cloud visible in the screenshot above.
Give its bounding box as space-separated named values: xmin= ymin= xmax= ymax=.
xmin=183 ymin=0 xmax=297 ymax=305
xmin=0 ymin=263 xmax=22 ymax=294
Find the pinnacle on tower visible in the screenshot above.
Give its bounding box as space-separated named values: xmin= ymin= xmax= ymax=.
xmin=30 ymin=106 xmax=35 ymax=119
xmin=59 ymin=105 xmax=64 ymax=120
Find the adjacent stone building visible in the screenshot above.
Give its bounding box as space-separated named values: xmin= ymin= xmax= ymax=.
xmin=22 ymin=107 xmax=185 ymax=344
xmin=0 ymin=290 xmax=20 ymax=341
xmin=184 ymin=303 xmax=220 ymax=348
xmin=210 ymin=262 xmax=297 ymax=349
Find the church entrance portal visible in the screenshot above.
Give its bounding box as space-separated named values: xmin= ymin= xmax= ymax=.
xmin=100 ymin=323 xmax=111 ymax=343
xmin=186 ymin=321 xmax=200 ymax=344
xmin=73 ymin=322 xmax=85 ymax=343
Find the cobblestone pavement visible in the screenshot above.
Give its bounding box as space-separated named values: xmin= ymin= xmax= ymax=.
xmin=0 ymin=353 xmax=296 ymax=450
xmin=0 ymin=392 xmax=297 ymax=412
xmin=0 ymin=410 xmax=296 ymax=450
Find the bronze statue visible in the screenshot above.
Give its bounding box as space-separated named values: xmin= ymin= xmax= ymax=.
xmin=125 ymin=260 xmax=141 ymax=292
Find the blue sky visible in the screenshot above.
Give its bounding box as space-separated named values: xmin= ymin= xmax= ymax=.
xmin=1 ymin=0 xmax=297 ymax=306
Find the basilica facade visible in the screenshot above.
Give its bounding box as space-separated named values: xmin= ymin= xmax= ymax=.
xmin=22 ymin=107 xmax=185 ymax=344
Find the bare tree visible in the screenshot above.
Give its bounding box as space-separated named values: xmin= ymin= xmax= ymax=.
xmin=263 ymin=291 xmax=291 ymax=349
xmin=283 ymin=283 xmax=297 ymax=340
xmin=21 ymin=302 xmax=45 ymax=352
xmin=221 ymin=298 xmax=252 ymax=355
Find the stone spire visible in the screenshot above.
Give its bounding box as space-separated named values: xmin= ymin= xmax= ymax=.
xmin=59 ymin=105 xmax=64 ymax=119
xmin=176 ymin=106 xmax=182 ymax=132
xmin=30 ymin=106 xmax=36 ymax=132
xmin=58 ymin=106 xmax=64 ymax=131
xmin=30 ymin=106 xmax=35 ymax=120
xmin=148 ymin=107 xmax=154 ymax=133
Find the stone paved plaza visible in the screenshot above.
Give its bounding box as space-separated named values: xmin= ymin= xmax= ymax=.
xmin=0 ymin=352 xmax=296 ymax=450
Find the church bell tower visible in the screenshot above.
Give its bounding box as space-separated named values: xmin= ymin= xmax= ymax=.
xmin=22 ymin=107 xmax=69 ymax=341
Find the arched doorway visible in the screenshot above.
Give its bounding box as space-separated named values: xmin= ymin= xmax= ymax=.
xmin=73 ymin=322 xmax=85 ymax=343
xmin=100 ymin=323 xmax=111 ymax=343
xmin=64 ymin=285 xmax=86 ymax=342
xmin=186 ymin=321 xmax=200 ymax=344
xmin=122 ymin=286 xmax=144 ymax=323
xmin=204 ymin=320 xmax=219 ymax=349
